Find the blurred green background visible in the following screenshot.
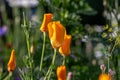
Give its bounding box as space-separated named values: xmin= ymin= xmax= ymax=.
xmin=0 ymin=0 xmax=120 ymax=80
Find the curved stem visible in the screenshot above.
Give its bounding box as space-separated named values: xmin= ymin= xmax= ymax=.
xmin=4 ymin=72 xmax=12 ymax=80
xmin=52 ymin=49 xmax=57 ymax=65
xmin=110 ymin=40 xmax=117 ymax=55
xmin=44 ymin=49 xmax=57 ymax=80
xmin=40 ymin=32 xmax=46 ymax=72
xmin=62 ymin=56 xmax=65 ymax=65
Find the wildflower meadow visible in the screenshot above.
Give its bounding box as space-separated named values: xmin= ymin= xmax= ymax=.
xmin=0 ymin=0 xmax=120 ymax=80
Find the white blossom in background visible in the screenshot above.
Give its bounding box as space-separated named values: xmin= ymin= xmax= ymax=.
xmin=82 ymin=35 xmax=88 ymax=42
xmin=7 ymin=0 xmax=39 ymax=7
xmin=94 ymin=25 xmax=103 ymax=32
xmin=94 ymin=43 xmax=104 ymax=59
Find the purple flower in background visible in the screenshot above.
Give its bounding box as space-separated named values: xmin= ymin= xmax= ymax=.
xmin=0 ymin=26 xmax=8 ymax=36
xmin=109 ymin=69 xmax=115 ymax=76
xmin=67 ymin=72 xmax=73 ymax=80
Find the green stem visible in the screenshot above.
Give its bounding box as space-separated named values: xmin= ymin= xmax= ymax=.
xmin=62 ymin=56 xmax=65 ymax=65
xmin=4 ymin=72 xmax=12 ymax=80
xmin=52 ymin=49 xmax=57 ymax=65
xmin=110 ymin=40 xmax=117 ymax=55
xmin=48 ymin=49 xmax=57 ymax=80
xmin=44 ymin=49 xmax=57 ymax=80
xmin=23 ymin=12 xmax=33 ymax=80
xmin=40 ymin=32 xmax=46 ymax=71
xmin=107 ymin=57 xmax=110 ymax=74
xmin=26 ymin=33 xmax=30 ymax=58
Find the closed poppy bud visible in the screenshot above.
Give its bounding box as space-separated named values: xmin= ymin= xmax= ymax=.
xmin=40 ymin=13 xmax=53 ymax=32
xmin=57 ymin=65 xmax=66 ymax=80
xmin=48 ymin=21 xmax=66 ymax=49
xmin=7 ymin=49 xmax=16 ymax=72
xmin=59 ymin=35 xmax=72 ymax=56
xmin=99 ymin=73 xmax=111 ymax=80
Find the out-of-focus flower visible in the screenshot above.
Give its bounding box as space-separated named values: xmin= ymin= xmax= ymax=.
xmin=103 ymin=25 xmax=109 ymax=30
xmin=115 ymin=34 xmax=120 ymax=46
xmin=8 ymin=49 xmax=16 ymax=72
xmin=7 ymin=0 xmax=39 ymax=7
xmin=82 ymin=35 xmax=88 ymax=42
xmin=0 ymin=26 xmax=8 ymax=36
xmin=99 ymin=73 xmax=111 ymax=80
xmin=109 ymin=69 xmax=115 ymax=76
xmin=94 ymin=51 xmax=103 ymax=59
xmin=40 ymin=13 xmax=53 ymax=32
xmin=94 ymin=43 xmax=104 ymax=59
xmin=30 ymin=44 xmax=34 ymax=54
xmin=48 ymin=21 xmax=66 ymax=49
xmin=102 ymin=32 xmax=107 ymax=38
xmin=67 ymin=72 xmax=73 ymax=80
xmin=100 ymin=64 xmax=106 ymax=73
xmin=108 ymin=28 xmax=112 ymax=32
xmin=57 ymin=65 xmax=66 ymax=80
xmin=59 ymin=35 xmax=72 ymax=56
xmin=94 ymin=25 xmax=103 ymax=32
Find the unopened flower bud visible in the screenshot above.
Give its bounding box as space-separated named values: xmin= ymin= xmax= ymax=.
xmin=100 ymin=64 xmax=106 ymax=73
xmin=30 ymin=44 xmax=34 ymax=54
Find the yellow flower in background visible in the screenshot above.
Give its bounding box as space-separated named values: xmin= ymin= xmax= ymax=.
xmin=59 ymin=35 xmax=72 ymax=56
xmin=57 ymin=65 xmax=66 ymax=80
xmin=40 ymin=13 xmax=53 ymax=32
xmin=99 ymin=73 xmax=111 ymax=80
xmin=7 ymin=49 xmax=16 ymax=72
xmin=48 ymin=21 xmax=66 ymax=49
xmin=102 ymin=32 xmax=107 ymax=38
xmin=112 ymin=23 xmax=118 ymax=27
xmin=103 ymin=25 xmax=109 ymax=30
xmin=108 ymin=28 xmax=112 ymax=32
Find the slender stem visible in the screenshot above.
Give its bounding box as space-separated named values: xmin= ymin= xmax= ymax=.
xmin=23 ymin=12 xmax=33 ymax=80
xmin=4 ymin=72 xmax=12 ymax=80
xmin=52 ymin=49 xmax=57 ymax=65
xmin=40 ymin=32 xmax=46 ymax=71
xmin=62 ymin=56 xmax=65 ymax=65
xmin=44 ymin=66 xmax=52 ymax=80
xmin=107 ymin=57 xmax=110 ymax=74
xmin=47 ymin=66 xmax=52 ymax=80
xmin=48 ymin=49 xmax=57 ymax=80
xmin=44 ymin=49 xmax=57 ymax=80
xmin=26 ymin=33 xmax=30 ymax=58
xmin=110 ymin=40 xmax=117 ymax=55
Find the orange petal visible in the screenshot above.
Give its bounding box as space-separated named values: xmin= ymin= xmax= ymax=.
xmin=59 ymin=35 xmax=72 ymax=56
xmin=99 ymin=73 xmax=111 ymax=80
xmin=48 ymin=21 xmax=66 ymax=49
xmin=7 ymin=49 xmax=16 ymax=72
xmin=40 ymin=13 xmax=53 ymax=32
xmin=48 ymin=22 xmax=53 ymax=38
xmin=57 ymin=65 xmax=66 ymax=80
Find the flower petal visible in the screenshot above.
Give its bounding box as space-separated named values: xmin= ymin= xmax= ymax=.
xmin=40 ymin=13 xmax=53 ymax=32
xmin=7 ymin=49 xmax=16 ymax=72
xmin=57 ymin=65 xmax=66 ymax=80
xmin=59 ymin=35 xmax=72 ymax=56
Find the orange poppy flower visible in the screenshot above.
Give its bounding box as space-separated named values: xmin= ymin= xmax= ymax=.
xmin=99 ymin=73 xmax=111 ymax=80
xmin=7 ymin=49 xmax=16 ymax=72
xmin=57 ymin=65 xmax=66 ymax=80
xmin=59 ymin=35 xmax=72 ymax=56
xmin=40 ymin=13 xmax=53 ymax=32
xmin=48 ymin=21 xmax=66 ymax=49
